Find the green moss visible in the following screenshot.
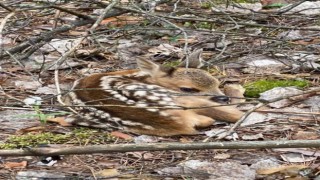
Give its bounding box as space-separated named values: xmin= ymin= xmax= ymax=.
xmin=184 ymin=21 xmax=213 ymax=30
xmin=196 ymin=22 xmax=212 ymax=29
xmin=184 ymin=22 xmax=192 ymax=28
xmin=163 ymin=60 xmax=181 ymax=67
xmin=0 ymin=128 xmax=126 ymax=149
xmin=244 ymin=79 xmax=309 ymax=98
xmin=201 ymin=2 xmax=213 ymax=9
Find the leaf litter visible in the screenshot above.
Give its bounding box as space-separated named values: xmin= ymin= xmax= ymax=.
xmin=0 ymin=0 xmax=320 ymax=179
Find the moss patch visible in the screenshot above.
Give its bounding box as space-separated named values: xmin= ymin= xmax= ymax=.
xmin=0 ymin=128 xmax=129 ymax=149
xmin=163 ymin=60 xmax=181 ymax=67
xmin=244 ymin=79 xmax=309 ymax=98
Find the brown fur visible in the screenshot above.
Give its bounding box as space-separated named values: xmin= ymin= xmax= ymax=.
xmin=65 ymin=55 xmax=244 ymax=136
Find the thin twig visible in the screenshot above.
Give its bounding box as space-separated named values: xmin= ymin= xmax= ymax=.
xmin=130 ymin=4 xmax=190 ymax=67
xmin=4 ymin=50 xmax=37 ymax=81
xmin=51 ymin=5 xmax=95 ymax=20
xmin=0 ymin=2 xmax=13 ymax=12
xmin=0 ymin=12 xmax=15 ymax=55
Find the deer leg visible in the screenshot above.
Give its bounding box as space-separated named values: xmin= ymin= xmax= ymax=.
xmin=193 ymin=114 xmax=215 ymax=128
xmin=224 ymin=84 xmax=246 ymax=104
xmin=175 ymin=97 xmax=244 ymax=123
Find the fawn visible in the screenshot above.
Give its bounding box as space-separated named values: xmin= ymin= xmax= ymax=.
xmin=64 ymin=50 xmax=244 ymax=136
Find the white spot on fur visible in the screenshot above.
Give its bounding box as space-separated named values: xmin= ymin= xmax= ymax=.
xmin=110 ymin=91 xmax=118 ymax=95
xmin=159 ymin=101 xmax=168 ymax=105
xmin=100 ymin=113 xmax=110 ymax=119
xmin=167 ymin=102 xmax=176 ymax=106
xmin=119 ymin=96 xmax=128 ymax=101
xmin=147 ymin=108 xmax=158 ymax=112
xmin=114 ymin=94 xmax=128 ymax=101
xmin=122 ymin=90 xmax=130 ymax=96
xmin=95 ymin=110 xmax=105 ymax=115
xmin=160 ymin=111 xmax=169 ymax=116
xmin=134 ymin=91 xmax=147 ymax=97
xmin=162 ymin=97 xmax=172 ymax=102
xmin=126 ymin=100 xmax=135 ymax=104
xmin=147 ymin=96 xmax=160 ymax=101
xmin=100 ymin=77 xmax=115 ymax=90
xmin=112 ymin=117 xmax=121 ymax=121
xmin=125 ymin=85 xmax=138 ymax=90
xmin=121 ymin=120 xmax=144 ymax=126
xmin=142 ymin=125 xmax=155 ymax=130
xmin=136 ymin=103 xmax=148 ymax=107
xmin=146 ymin=85 xmax=156 ymax=89
xmin=157 ymin=93 xmax=168 ymax=97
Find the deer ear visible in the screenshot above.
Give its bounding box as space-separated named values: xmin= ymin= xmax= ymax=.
xmin=137 ymin=58 xmax=160 ymax=76
xmin=137 ymin=58 xmax=176 ymax=77
xmin=178 ymin=49 xmax=204 ymax=68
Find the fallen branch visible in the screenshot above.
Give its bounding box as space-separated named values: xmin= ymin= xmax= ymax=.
xmin=1 ymin=139 xmax=320 ymax=156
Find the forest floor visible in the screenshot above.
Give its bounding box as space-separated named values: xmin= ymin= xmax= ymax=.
xmin=0 ymin=0 xmax=320 ymax=179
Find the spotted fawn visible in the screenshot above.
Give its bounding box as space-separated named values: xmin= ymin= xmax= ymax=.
xmin=64 ymin=50 xmax=244 ymax=136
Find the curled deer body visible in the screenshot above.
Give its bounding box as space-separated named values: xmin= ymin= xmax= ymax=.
xmin=64 ymin=50 xmax=244 ymax=136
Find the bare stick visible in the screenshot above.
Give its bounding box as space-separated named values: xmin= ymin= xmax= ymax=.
xmin=0 ymin=2 xmax=13 ymax=12
xmin=1 ymin=140 xmax=320 ymax=156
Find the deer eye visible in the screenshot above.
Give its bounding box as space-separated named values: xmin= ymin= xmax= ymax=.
xmin=179 ymin=87 xmax=200 ymax=93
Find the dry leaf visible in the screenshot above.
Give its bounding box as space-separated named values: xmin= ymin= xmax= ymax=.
xmin=280 ymin=153 xmax=317 ymax=163
xmin=47 ymin=117 xmax=72 ymax=126
xmin=4 ymin=161 xmax=27 ymax=169
xmin=257 ymin=165 xmax=307 ymax=175
xmin=293 ymin=131 xmax=319 ymax=140
xmin=95 ymin=169 xmax=120 ymax=178
xmin=214 ymin=153 xmax=231 ymax=159
xmin=101 ymin=16 xmax=144 ymax=27
xmin=16 ymin=126 xmax=46 ymax=134
xmin=15 ymin=80 xmax=42 ymax=90
xmin=177 ymin=37 xmax=198 ymax=43
xmin=179 ymin=137 xmax=193 ymax=143
xmin=242 ymin=133 xmax=264 ymax=140
xmin=273 ymin=148 xmax=320 ymax=157
xmin=110 ymin=131 xmax=133 ymax=140
xmin=291 ymin=38 xmax=320 ymax=46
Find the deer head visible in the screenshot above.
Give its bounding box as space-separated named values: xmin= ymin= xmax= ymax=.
xmin=136 ymin=50 xmax=228 ymax=103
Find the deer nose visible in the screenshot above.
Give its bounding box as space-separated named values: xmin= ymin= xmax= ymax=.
xmin=210 ymin=95 xmax=230 ymax=103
